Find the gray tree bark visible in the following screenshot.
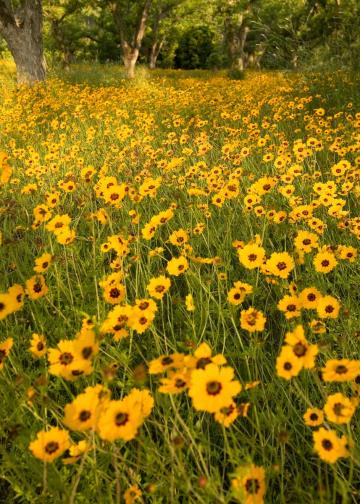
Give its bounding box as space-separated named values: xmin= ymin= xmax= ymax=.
xmin=0 ymin=0 xmax=46 ymax=84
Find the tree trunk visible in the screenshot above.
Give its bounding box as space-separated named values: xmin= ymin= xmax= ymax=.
xmin=123 ymin=46 xmax=139 ymax=79
xmin=149 ymin=39 xmax=164 ymax=70
xmin=7 ymin=28 xmax=46 ymax=84
xmin=0 ymin=0 xmax=45 ymax=85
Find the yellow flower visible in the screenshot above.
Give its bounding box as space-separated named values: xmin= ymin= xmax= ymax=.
xmin=299 ymin=287 xmax=322 ymax=309
xmin=184 ymin=342 xmax=227 ymax=371
xmin=276 ymin=346 xmax=303 ymax=380
xmin=45 ymin=214 xmax=71 ymax=235
xmin=284 ymin=325 xmax=318 ymax=369
xmin=324 ymin=393 xmax=357 ymax=424
xmin=148 ymin=353 xmax=185 ymax=374
xmin=25 ymin=275 xmax=48 ymax=300
xmin=240 ymin=307 xmax=266 ymax=332
xmin=29 ymin=333 xmax=47 ymax=357
xmin=97 ymin=397 xmax=142 ymax=442
xmin=277 ymin=294 xmax=302 ymax=319
xmin=231 ymin=464 xmax=266 ymax=504
xmin=303 ymin=407 xmax=324 ymax=427
xmin=185 ymin=293 xmax=195 ymax=311
xmin=313 ymin=250 xmax=338 ymax=273
xmin=63 ymin=440 xmax=90 ymax=465
xmin=158 ymin=370 xmax=191 ymax=394
xmin=166 ymin=256 xmax=189 ymax=276
xmin=146 ymin=275 xmax=171 ymax=299
xmin=316 ymin=295 xmax=340 ymax=319
xmin=313 ymin=428 xmax=349 ymax=464
xmin=188 ymin=364 xmax=241 ymax=413
xmin=33 ymin=252 xmax=53 ymax=273
xmin=124 ymin=485 xmax=142 ymax=504
xmin=266 ymin=251 xmax=295 ymax=279
xmin=322 ymin=359 xmax=360 ymax=382
xmin=64 ymin=387 xmax=107 ymax=431
xmin=29 ymin=427 xmax=71 ymax=463
xmin=0 ymin=293 xmax=13 ymax=320
xmin=238 ymin=243 xmax=266 ymax=270
xmin=0 ymin=337 xmax=14 ymax=370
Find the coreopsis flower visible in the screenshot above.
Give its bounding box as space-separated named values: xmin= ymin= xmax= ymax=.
xmin=277 ymin=294 xmax=302 ymax=319
xmin=303 ymin=407 xmax=324 ymax=427
xmin=294 ymin=230 xmax=319 ymax=253
xmin=33 ymin=252 xmax=53 ymax=273
xmin=168 ymin=228 xmax=189 ymax=246
xmin=240 ymin=307 xmax=266 ymax=333
xmin=73 ymin=328 xmax=99 ymax=360
xmin=48 ymin=340 xmax=92 ymax=380
xmin=102 ymin=283 xmax=126 ymax=305
xmin=313 ymin=428 xmax=349 ymax=464
xmin=0 ymin=293 xmax=15 ymax=320
xmin=185 ymin=342 xmax=226 ymax=370
xmin=29 ymin=427 xmax=71 ymax=462
xmin=324 ymin=393 xmax=357 ymax=424
xmin=33 ymin=204 xmax=52 ymax=223
xmin=124 ymin=485 xmax=142 ymax=504
xmin=126 ymin=388 xmax=154 ymax=419
xmin=231 ymin=464 xmax=266 ymax=504
xmin=276 ymin=346 xmax=303 ymax=380
xmin=238 ymin=243 xmax=266 ymax=270
xmin=159 ymin=370 xmax=191 ymax=394
xmin=45 ymin=214 xmax=71 ymax=235
xmin=309 ymin=319 xmax=327 ymax=334
xmin=29 ymin=333 xmax=47 ymax=357
xmin=299 ymin=287 xmax=322 ymax=309
xmin=185 ymin=293 xmax=195 ymax=311
xmin=148 ymin=353 xmax=185 ymax=374
xmin=0 ymin=338 xmax=14 ymax=370
xmin=64 ymin=386 xmax=109 ymax=431
xmin=7 ymin=284 xmax=25 ymax=312
xmin=266 ymin=251 xmax=295 ymax=279
xmin=337 ymin=245 xmax=357 ymax=262
xmin=322 ymin=359 xmax=360 ymax=382
xmin=97 ymin=398 xmax=142 ymax=441
xmin=188 ymin=364 xmax=241 ymax=413
xmin=97 ymin=389 xmax=153 ymax=442
xmin=227 ymin=281 xmax=253 ymax=305
xmin=166 ymin=255 xmax=189 ymax=276
xmin=316 ymin=295 xmax=340 ymax=319
xmin=313 ymin=250 xmax=338 ymax=273
xmin=25 ymin=275 xmax=48 ymax=300
xmin=56 ymin=227 xmax=76 ymax=245
xmin=284 ymin=325 xmax=318 ymax=369
xmin=128 ymin=299 xmax=157 ymax=334
xmin=213 ymin=402 xmax=249 ymax=428
xmin=146 ymin=275 xmax=171 ymax=299
xmin=63 ymin=440 xmax=90 ymax=465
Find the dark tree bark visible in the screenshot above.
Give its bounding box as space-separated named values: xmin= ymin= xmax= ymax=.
xmin=112 ymin=0 xmax=152 ymax=78
xmin=0 ymin=0 xmax=45 ymax=84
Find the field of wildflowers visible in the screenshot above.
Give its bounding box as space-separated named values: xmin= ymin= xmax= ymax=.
xmin=0 ymin=63 xmax=360 ymax=503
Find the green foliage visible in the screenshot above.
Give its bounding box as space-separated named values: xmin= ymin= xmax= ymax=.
xmin=174 ymin=26 xmax=215 ymax=69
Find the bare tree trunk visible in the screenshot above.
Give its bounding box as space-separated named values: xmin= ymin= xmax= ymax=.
xmin=0 ymin=0 xmax=45 ymax=85
xmin=149 ymin=39 xmax=164 ymax=69
xmin=122 ymin=44 xmax=139 ymax=79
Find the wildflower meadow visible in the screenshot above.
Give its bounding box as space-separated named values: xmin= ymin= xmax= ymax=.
xmin=0 ymin=60 xmax=360 ymax=502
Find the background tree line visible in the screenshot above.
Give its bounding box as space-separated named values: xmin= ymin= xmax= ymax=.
xmin=0 ymin=0 xmax=359 ymax=84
